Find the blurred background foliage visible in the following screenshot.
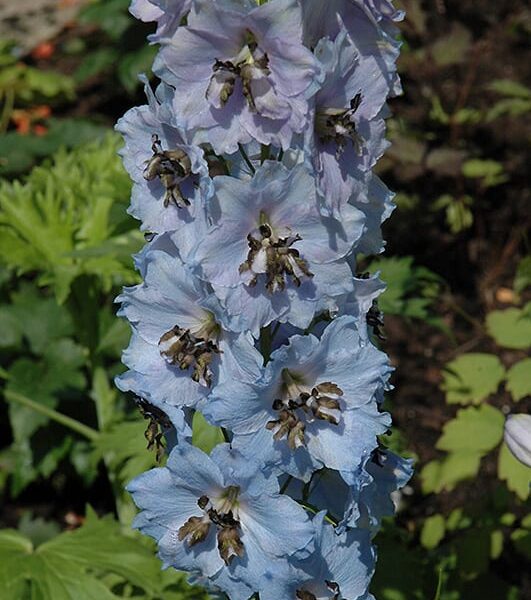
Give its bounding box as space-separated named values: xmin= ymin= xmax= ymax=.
xmin=0 ymin=0 xmax=529 ymax=598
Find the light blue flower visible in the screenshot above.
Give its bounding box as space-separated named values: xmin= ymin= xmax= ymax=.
xmin=259 ymin=511 xmax=375 ymax=600
xmin=304 ymin=28 xmax=390 ymax=215
xmin=129 ymin=0 xmax=190 ymax=42
xmin=205 ymin=315 xmax=392 ymax=480
xmin=152 ymin=0 xmax=320 ymax=153
xmin=301 ymin=0 xmax=402 ymax=96
xmin=127 ymin=443 xmax=314 ymax=593
xmin=115 ymin=80 xmax=213 ymax=235
xmin=193 ymin=161 xmax=365 ymax=334
xmin=116 ymin=239 xmax=262 ymax=410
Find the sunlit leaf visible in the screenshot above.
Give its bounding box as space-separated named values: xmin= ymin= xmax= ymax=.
xmin=486 ymin=306 xmax=531 ymax=349
xmin=420 ymin=514 xmax=445 ymax=549
xmin=498 ymin=443 xmax=531 ymax=500
xmin=506 ymin=358 xmax=531 ymax=402
xmin=437 ymin=405 xmax=504 ymax=453
xmin=441 ymin=353 xmax=505 ymax=405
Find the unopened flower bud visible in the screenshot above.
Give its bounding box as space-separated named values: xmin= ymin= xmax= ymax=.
xmin=504 ymin=414 xmax=531 ymax=468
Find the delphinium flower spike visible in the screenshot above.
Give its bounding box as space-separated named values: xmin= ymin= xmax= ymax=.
xmin=116 ymin=1 xmax=410 ymax=597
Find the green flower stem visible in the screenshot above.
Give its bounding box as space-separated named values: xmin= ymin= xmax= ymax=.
xmin=4 ymin=389 xmax=99 ymax=442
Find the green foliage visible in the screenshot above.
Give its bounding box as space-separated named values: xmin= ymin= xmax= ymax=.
xmin=192 ymin=412 xmax=225 ymax=455
xmin=505 ymin=358 xmax=531 ymax=402
xmin=76 ymin=0 xmax=157 ymax=93
xmin=421 ymin=515 xmax=446 ymax=550
xmin=514 ymin=257 xmax=531 ymax=294
xmin=486 ymin=305 xmax=531 ymax=349
xmin=498 ymin=443 xmax=531 ymax=501
xmin=368 ymin=256 xmax=442 ymax=324
xmin=0 ymin=134 xmax=142 ymax=302
xmin=462 ymin=159 xmax=508 ymax=188
xmin=441 ymin=353 xmax=505 ymax=405
xmin=422 ymin=405 xmax=504 ymax=494
xmin=0 ymin=508 xmax=208 ymax=600
xmin=432 ymin=194 xmax=473 ymax=234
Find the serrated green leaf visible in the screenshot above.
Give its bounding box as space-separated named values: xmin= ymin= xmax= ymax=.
xmin=506 ymin=358 xmax=531 ymax=401
xmin=368 ymin=255 xmax=441 ymax=321
xmin=437 ymin=405 xmax=504 ymax=454
xmin=420 ymin=514 xmax=445 ymax=549
xmin=441 ymin=353 xmax=505 ymax=405
xmin=420 ymin=452 xmax=482 ymax=493
xmin=6 ymin=284 xmax=73 ymax=354
xmin=17 ymin=514 xmax=61 ymax=548
xmin=486 ymin=306 xmax=531 ymax=349
xmin=0 ymin=134 xmax=138 ymax=301
xmin=0 ymin=511 xmax=171 ymax=600
xmin=498 ymin=443 xmax=531 ymax=500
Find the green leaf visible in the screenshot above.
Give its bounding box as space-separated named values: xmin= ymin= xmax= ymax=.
xmin=6 ymin=284 xmax=74 ymax=354
xmin=488 ymin=79 xmax=531 ymax=99
xmin=514 ymin=256 xmax=531 ymax=293
xmin=117 ymin=46 xmax=157 ymax=93
xmin=0 ymin=134 xmax=138 ymax=301
xmin=430 ymin=23 xmax=472 ymax=67
xmin=462 ymin=159 xmax=508 ymax=187
xmin=441 ymin=353 xmax=505 ymax=405
xmin=490 ymin=529 xmax=504 ymax=560
xmin=420 ymin=514 xmax=445 ymax=549
xmin=91 ymin=420 xmax=157 ymax=493
xmin=421 ymin=452 xmax=482 ymax=493
xmin=486 ymin=306 xmax=531 ymax=349
xmin=192 ymin=412 xmax=225 ymax=454
xmin=511 ymin=529 xmax=531 ymax=560
xmin=0 ymin=509 xmax=179 ymax=600
xmin=506 ymin=358 xmax=531 ymax=401
xmin=368 ymin=256 xmax=442 ymax=321
xmin=498 ymin=443 xmax=531 ymax=500
xmin=454 ymin=528 xmax=491 ymax=576
xmin=437 ymin=405 xmax=505 ymax=454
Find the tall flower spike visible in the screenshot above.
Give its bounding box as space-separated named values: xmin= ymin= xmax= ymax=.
xmin=118 ymin=0 xmax=406 ymax=595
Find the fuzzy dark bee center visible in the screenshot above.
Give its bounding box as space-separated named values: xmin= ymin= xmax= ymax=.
xmin=206 ymin=30 xmax=270 ymax=111
xmin=315 ymin=93 xmax=364 ymax=158
xmin=158 ymin=325 xmax=220 ymax=387
xmin=178 ymin=486 xmax=243 ymax=565
xmin=143 ymin=133 xmax=193 ymax=208
xmin=266 ymin=370 xmax=343 ymax=450
xmin=239 ymin=220 xmax=313 ymax=293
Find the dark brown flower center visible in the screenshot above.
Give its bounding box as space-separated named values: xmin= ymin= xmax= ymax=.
xmin=315 ymin=93 xmax=363 ymax=158
xmin=206 ymin=30 xmax=270 ymax=111
xmin=178 ymin=487 xmax=244 ymax=565
xmin=266 ymin=370 xmax=343 ymax=449
xmin=144 ymin=133 xmax=193 ymax=208
xmin=239 ymin=221 xmax=313 ymax=293
xmin=158 ymin=325 xmax=220 ymax=387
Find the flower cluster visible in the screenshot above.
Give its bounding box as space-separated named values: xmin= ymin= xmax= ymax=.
xmin=116 ymin=1 xmax=412 ymax=598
